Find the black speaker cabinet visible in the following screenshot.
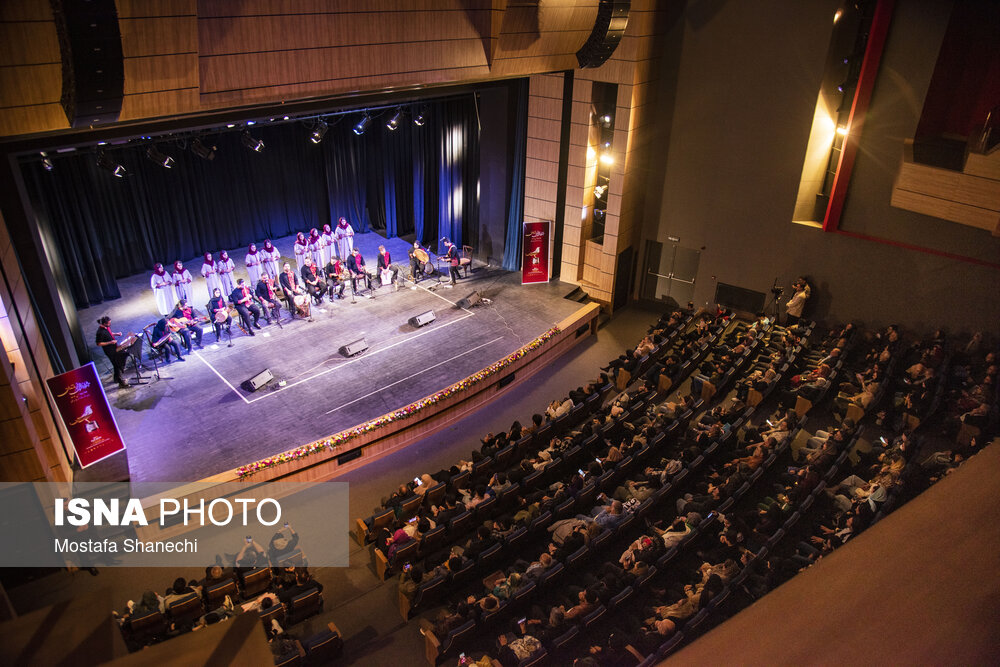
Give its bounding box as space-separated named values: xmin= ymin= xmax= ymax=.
xmin=242 ymin=368 xmax=274 ymax=393
xmin=339 ymin=338 xmax=369 ymax=357
xmin=576 ymin=0 xmax=631 ymax=69
xmin=408 ymin=310 xmax=437 ymax=327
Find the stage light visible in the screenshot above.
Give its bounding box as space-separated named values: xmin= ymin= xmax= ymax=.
xmin=40 ymin=151 xmax=53 ymax=171
xmin=97 ymin=150 xmax=126 ymax=177
xmin=834 ymin=9 xmax=843 ymax=23
xmin=386 ymin=108 xmax=404 ymax=131
xmin=413 ymin=110 xmax=426 ymax=126
xmin=353 ymin=113 xmax=372 ymax=135
xmin=145 ymin=145 xmax=175 ymax=168
xmin=190 ymin=138 xmax=216 ymax=160
xmin=309 ymin=119 xmax=328 ymax=144
xmin=594 ymin=184 xmax=607 ymax=199
xmin=587 ymin=146 xmax=596 ymax=160
xmin=599 ymin=152 xmax=614 ymax=166
xmin=836 ymin=125 xmax=848 ymax=136
xmin=242 ymin=130 xmax=265 ymax=152
xmin=599 ymin=113 xmax=613 ymax=127
xmin=602 ymin=140 xmax=612 ymax=149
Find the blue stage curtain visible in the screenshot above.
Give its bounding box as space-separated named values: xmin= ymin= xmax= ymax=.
xmin=22 ymin=97 xmax=481 ymax=308
xmin=503 ymin=79 xmax=529 ymax=271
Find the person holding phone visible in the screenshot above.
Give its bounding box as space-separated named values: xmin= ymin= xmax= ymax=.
xmin=268 ymin=523 xmax=299 ymax=564
xmin=233 ymin=537 xmax=265 ymax=569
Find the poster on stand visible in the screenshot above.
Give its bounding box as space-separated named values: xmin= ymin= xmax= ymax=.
xmin=46 ymin=362 xmax=126 ymax=468
xmin=521 ymin=220 xmax=552 ymax=284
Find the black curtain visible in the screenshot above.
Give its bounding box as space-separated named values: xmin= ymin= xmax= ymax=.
xmin=22 ymin=96 xmax=481 ymax=307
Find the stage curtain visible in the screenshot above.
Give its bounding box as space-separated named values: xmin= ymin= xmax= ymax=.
xmin=503 ymin=79 xmax=529 ymax=271
xmin=22 ymin=97 xmax=482 ymax=308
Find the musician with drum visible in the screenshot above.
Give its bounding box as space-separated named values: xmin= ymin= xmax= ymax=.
xmin=347 ymin=248 xmax=373 ymax=295
xmin=95 ymin=316 xmax=131 ymax=389
xmin=208 ymin=288 xmax=232 ymax=340
xmin=377 ymin=245 xmax=399 ymax=290
xmin=279 ymin=262 xmax=312 ymax=320
xmin=408 ymin=241 xmax=430 ymax=283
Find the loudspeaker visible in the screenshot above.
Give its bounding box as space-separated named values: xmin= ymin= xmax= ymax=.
xmin=51 ymin=0 xmax=125 ymax=127
xmin=575 ymin=0 xmax=631 ymax=69
xmin=339 ymin=338 xmax=369 ymax=357
xmin=408 ymin=310 xmax=437 ymax=328
xmin=242 ymin=368 xmax=274 ymax=392
xmin=456 ymin=292 xmax=482 ymax=309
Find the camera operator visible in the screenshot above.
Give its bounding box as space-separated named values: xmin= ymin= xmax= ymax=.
xmin=784 ymin=277 xmax=810 ymax=325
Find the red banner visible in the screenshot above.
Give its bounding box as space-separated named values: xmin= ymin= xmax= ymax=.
xmin=521 ymin=220 xmax=551 ymax=284
xmin=46 ymin=362 xmax=126 ymax=468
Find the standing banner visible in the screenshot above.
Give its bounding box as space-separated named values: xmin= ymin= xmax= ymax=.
xmin=521 ymin=220 xmax=552 ymax=284
xmin=46 ymin=362 xmax=126 ymax=467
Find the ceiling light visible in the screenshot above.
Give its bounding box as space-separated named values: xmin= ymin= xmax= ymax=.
xmin=97 ymin=150 xmax=126 ymax=177
xmin=836 ymin=125 xmax=848 ymax=136
xmin=413 ymin=110 xmax=426 ymax=126
xmin=353 ymin=113 xmax=371 ymax=135
xmin=40 ymin=152 xmax=53 ymax=171
xmin=310 ymin=120 xmax=328 ymax=144
xmin=386 ymin=108 xmax=404 ymax=131
xmin=599 ymin=153 xmax=614 ymax=166
xmin=241 ymin=130 xmax=265 ymax=152
xmin=146 ymin=145 xmax=175 ymax=168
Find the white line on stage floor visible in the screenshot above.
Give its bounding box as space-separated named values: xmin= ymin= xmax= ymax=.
xmin=414 ymin=279 xmax=473 ymax=313
xmin=324 ymin=336 xmax=504 ymax=415
xmin=193 ymin=311 xmax=476 ymax=404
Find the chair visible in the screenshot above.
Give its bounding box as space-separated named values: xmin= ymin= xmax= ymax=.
xmin=582 ymin=605 xmax=607 ymax=630
xmin=494 ymin=445 xmax=516 ymax=469
xmin=422 ymin=618 xmax=476 ymax=666
xmin=476 ymin=542 xmax=503 ymax=572
xmin=125 ymin=610 xmax=167 ymax=647
xmin=424 ymin=482 xmax=447 ymax=506
xmin=356 ymin=508 xmax=395 ymax=545
xmin=519 ymin=647 xmax=548 ymax=666
xmin=274 ymin=644 xmax=306 ymax=667
xmin=203 ymin=578 xmax=238 ymax=610
xmin=460 ymin=244 xmax=473 ymax=276
xmin=417 ymin=525 xmax=447 ymax=558
xmin=259 ymin=602 xmax=285 ymax=633
xmin=286 ymin=588 xmax=323 ymax=625
xmin=400 ymin=573 xmax=448 ymax=620
xmin=239 ymin=567 xmax=272 ymax=598
xmin=551 ymin=626 xmax=580 ymax=652
xmin=505 ymin=526 xmax=528 ymax=552
xmin=447 ymin=510 xmax=474 ymax=539
xmin=165 ymin=592 xmax=204 ymax=630
xmin=608 ymin=586 xmax=634 ymax=611
xmin=302 ymin=622 xmax=344 ymax=663
xmin=565 ymin=545 xmax=590 ymax=570
xmin=449 ymin=469 xmax=471 ymax=492
xmin=398 ymin=494 xmax=423 ymax=520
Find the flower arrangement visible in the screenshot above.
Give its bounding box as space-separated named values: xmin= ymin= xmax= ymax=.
xmin=236 ymin=326 xmax=561 ymax=479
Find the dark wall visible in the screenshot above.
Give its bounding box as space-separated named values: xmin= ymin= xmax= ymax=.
xmin=644 ymin=0 xmax=1000 ymax=334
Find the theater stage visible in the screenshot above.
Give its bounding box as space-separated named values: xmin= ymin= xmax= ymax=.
xmin=76 ymin=232 xmax=583 ymax=483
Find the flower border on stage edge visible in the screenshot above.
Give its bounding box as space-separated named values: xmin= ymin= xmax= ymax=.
xmin=235 ymin=326 xmax=561 ymax=479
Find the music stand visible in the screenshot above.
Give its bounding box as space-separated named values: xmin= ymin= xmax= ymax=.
xmin=140 ymin=325 xmax=163 ymax=381
xmin=126 ymin=335 xmax=149 ymax=385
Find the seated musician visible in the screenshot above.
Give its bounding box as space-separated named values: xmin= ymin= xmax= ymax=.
xmin=324 ymin=257 xmax=346 ymax=300
xmin=300 ymin=257 xmax=327 ymax=304
xmin=230 ymin=278 xmax=262 ymax=335
xmin=279 ymin=262 xmax=311 ymax=320
xmin=208 ymin=287 xmax=231 ymax=340
xmin=408 ymin=241 xmax=425 ymax=282
xmin=347 ymin=248 xmax=372 ymax=294
xmin=170 ymin=299 xmax=205 ymax=352
xmin=377 ymin=245 xmax=399 ymax=290
xmin=254 ymin=275 xmax=282 ymax=323
xmin=151 ymin=318 xmax=185 ymax=362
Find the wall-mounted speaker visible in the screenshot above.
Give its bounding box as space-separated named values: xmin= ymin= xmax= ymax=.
xmin=408 ymin=311 xmax=437 ymax=328
xmin=242 ymin=368 xmax=274 ymax=392
xmin=576 ymin=0 xmax=631 ymax=69
xmin=339 ymin=338 xmax=369 ymax=357
xmin=51 ymin=0 xmax=125 ymax=127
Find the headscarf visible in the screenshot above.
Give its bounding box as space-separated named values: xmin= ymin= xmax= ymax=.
xmin=263 ymin=239 xmax=274 ymax=251
xmin=203 ymin=252 xmax=213 ymax=266
xmin=248 ymin=243 xmax=257 ymax=255
xmin=323 ymin=223 xmax=332 ymax=235
xmin=172 ymin=261 xmax=184 ymax=274
xmin=153 ymin=263 xmax=165 ymax=275
xmin=337 ymin=216 xmax=348 ymax=229
xmin=220 ymin=250 xmax=229 ymax=261
xmin=295 ymin=232 xmax=307 ymax=246
xmin=309 ymin=228 xmax=320 ymax=243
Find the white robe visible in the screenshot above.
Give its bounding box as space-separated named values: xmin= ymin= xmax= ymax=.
xmin=319 ymin=232 xmax=334 ymax=266
xmin=172 ymin=269 xmax=194 ymax=303
xmin=261 ymin=247 xmax=281 ymax=279
xmin=245 ymin=251 xmax=263 ymax=286
xmin=293 ymin=242 xmax=309 ymax=272
xmin=150 ymin=272 xmax=175 ymax=315
xmin=334 ymin=223 xmax=354 ymax=259
xmin=215 ymin=257 xmax=236 ymax=295
xmin=307 ymin=238 xmax=322 ymax=267
xmin=201 ymin=262 xmax=222 ymax=303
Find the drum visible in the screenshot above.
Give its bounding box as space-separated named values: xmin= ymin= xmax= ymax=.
xmin=414 ymin=248 xmax=430 ymax=264
xmin=422 ymin=262 xmax=436 ymax=276
xmin=214 ymin=309 xmax=229 ymax=324
xmin=293 ymin=293 xmax=310 ymax=317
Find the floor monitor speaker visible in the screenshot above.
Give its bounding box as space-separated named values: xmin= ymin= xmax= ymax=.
xmin=339 ymin=338 xmax=369 ymax=357
xmin=242 ymin=368 xmax=273 ymax=392
xmin=408 ymin=311 xmax=436 ymax=328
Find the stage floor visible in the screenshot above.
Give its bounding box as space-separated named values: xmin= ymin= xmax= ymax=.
xmin=77 ymin=232 xmax=582 ymax=482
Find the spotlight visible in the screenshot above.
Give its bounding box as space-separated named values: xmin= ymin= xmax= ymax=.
xmin=413 ymin=110 xmax=426 ymax=126
xmin=599 ymin=153 xmax=614 ymax=166
xmin=40 ymin=151 xmax=53 ymax=171
xmin=386 ymin=108 xmax=404 ymax=131
xmin=599 ymin=113 xmax=613 ymax=127
xmin=190 ymin=138 xmax=216 ymax=160
xmin=241 ymin=130 xmax=265 ymax=152
xmin=310 ymin=119 xmax=328 ymax=144
xmin=145 ymin=145 xmax=175 ymax=168
xmin=97 ymin=150 xmax=126 ymax=177
xmin=836 ymin=125 xmax=848 ymax=136
xmin=353 ymin=113 xmax=371 ymax=135
xmin=594 ymin=184 xmax=607 ymax=199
